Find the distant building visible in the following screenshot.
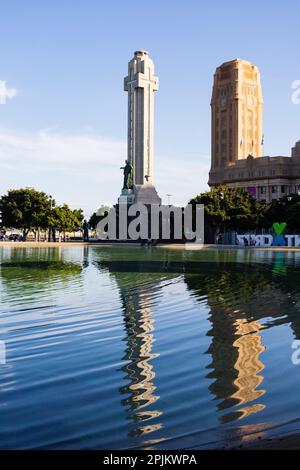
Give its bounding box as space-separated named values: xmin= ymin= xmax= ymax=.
xmin=208 ymin=58 xmax=300 ymax=202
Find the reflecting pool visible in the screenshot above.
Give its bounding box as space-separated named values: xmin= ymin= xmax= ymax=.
xmin=1 ymin=245 xmax=300 ymax=449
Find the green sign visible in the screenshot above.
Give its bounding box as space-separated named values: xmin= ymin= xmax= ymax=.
xmin=272 ymin=222 xmax=287 ymax=246
xmin=272 ymin=222 xmax=287 ymax=235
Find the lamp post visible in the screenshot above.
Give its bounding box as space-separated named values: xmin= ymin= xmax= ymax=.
xmin=220 ymin=191 xmax=226 ymax=244
xmin=48 ymin=195 xmax=53 ymax=242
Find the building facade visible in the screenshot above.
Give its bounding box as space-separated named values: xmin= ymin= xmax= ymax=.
xmin=209 ymin=58 xmax=300 ymax=202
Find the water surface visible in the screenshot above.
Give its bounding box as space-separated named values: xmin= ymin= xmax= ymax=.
xmin=0 ymin=245 xmax=300 ymax=449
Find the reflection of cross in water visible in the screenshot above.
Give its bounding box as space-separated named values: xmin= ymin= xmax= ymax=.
xmin=0 ymin=340 xmax=6 ymax=365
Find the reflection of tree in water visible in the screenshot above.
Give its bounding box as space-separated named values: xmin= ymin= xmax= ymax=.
xmin=0 ymin=247 xmax=84 ymax=293
xmin=100 ymin=261 xmax=174 ymax=439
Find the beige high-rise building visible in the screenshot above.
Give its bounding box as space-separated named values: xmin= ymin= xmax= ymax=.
xmin=211 ymin=59 xmax=263 ymax=169
xmin=209 ymin=59 xmax=300 ymax=202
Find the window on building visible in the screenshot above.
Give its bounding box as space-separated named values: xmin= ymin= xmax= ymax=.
xmin=260 ymin=186 xmax=266 ymax=195
xmin=281 ymin=185 xmax=286 ymax=193
xmin=272 ymin=186 xmax=277 ymax=193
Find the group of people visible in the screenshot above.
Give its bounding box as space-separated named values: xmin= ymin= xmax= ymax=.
xmin=141 ymin=239 xmax=159 ymax=247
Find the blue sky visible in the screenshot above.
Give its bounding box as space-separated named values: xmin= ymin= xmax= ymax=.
xmin=0 ymin=0 xmax=299 ymax=215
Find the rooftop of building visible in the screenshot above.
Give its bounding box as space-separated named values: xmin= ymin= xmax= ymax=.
xmin=217 ymin=58 xmax=258 ymax=71
xmin=232 ymin=155 xmax=291 ymax=167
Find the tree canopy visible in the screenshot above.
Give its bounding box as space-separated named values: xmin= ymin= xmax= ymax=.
xmin=88 ymin=205 xmax=110 ymax=230
xmin=0 ymin=187 xmax=84 ymax=240
xmin=50 ymin=205 xmax=84 ymax=240
xmin=0 ymin=188 xmax=52 ymax=239
xmin=189 ymin=186 xmax=260 ymax=241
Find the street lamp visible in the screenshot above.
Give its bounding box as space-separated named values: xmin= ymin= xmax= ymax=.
xmin=220 ymin=191 xmax=226 ymax=245
xmin=166 ymin=194 xmax=172 ymax=206
xmin=48 ymin=195 xmax=53 ymax=242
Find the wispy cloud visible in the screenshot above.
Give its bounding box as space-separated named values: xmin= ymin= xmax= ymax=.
xmin=0 ymin=129 xmax=209 ymax=215
xmin=0 ymin=80 xmax=18 ymax=104
xmin=156 ymin=155 xmax=210 ymax=206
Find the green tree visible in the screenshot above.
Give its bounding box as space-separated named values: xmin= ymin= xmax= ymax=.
xmin=0 ymin=188 xmax=52 ymax=240
xmin=88 ymin=205 xmax=110 ymax=230
xmin=88 ymin=212 xmax=101 ymax=230
xmin=50 ymin=204 xmax=84 ymax=241
xmin=253 ymin=200 xmax=270 ymax=232
xmin=189 ymin=186 xmax=256 ymax=243
xmin=261 ymin=194 xmax=300 ymax=230
xmin=286 ymin=196 xmax=300 ymax=231
xmin=223 ymin=188 xmax=256 ymax=232
xmin=73 ymin=208 xmax=84 ymax=227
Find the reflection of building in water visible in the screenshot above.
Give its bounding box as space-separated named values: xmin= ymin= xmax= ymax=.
xmin=184 ymin=259 xmax=300 ymax=424
xmin=99 ymin=252 xmax=300 ymax=435
xmin=231 ymin=319 xmax=265 ymax=418
xmin=205 ymin=305 xmax=265 ymax=423
xmin=98 ymin=259 xmax=174 ymax=439
xmin=184 ymin=266 xmax=269 ymax=423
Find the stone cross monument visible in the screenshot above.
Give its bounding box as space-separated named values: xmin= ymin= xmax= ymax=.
xmin=119 ymin=50 xmax=161 ymax=205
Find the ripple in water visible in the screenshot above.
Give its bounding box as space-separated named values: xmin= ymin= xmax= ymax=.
xmin=1 ymin=246 xmax=300 ymax=448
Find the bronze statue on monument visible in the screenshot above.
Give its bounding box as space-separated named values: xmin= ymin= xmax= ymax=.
xmin=120 ymin=160 xmax=133 ymax=190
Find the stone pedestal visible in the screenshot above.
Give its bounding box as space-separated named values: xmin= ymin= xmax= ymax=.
xmin=118 ymin=188 xmax=135 ymax=205
xmin=118 ymin=185 xmax=161 ymax=206
xmin=133 ymin=185 xmax=161 ymax=205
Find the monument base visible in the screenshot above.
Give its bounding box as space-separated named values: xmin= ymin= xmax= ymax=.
xmin=133 ymin=184 xmax=161 ymax=205
xmin=118 ymin=185 xmax=161 ymax=206
xmin=118 ymin=188 xmax=135 ymax=205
